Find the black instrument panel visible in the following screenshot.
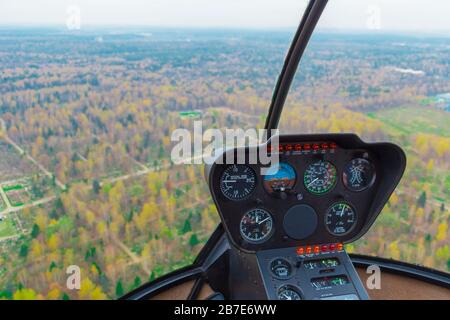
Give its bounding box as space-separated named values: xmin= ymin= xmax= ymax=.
xmin=205 ymin=134 xmax=406 ymax=252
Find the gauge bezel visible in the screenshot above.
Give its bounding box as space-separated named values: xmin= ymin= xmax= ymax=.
xmin=342 ymin=158 xmax=376 ymax=192
xmin=239 ymin=208 xmax=274 ymax=244
xmin=219 ymin=164 xmax=257 ymax=201
xmin=303 ymin=160 xmax=337 ymax=195
xmin=268 ymin=257 xmax=295 ymax=280
xmin=277 ymin=285 xmax=302 ymax=300
xmin=324 ymin=201 xmax=357 ymax=236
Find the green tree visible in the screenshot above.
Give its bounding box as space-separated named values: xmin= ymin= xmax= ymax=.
xmin=417 ymin=191 xmax=427 ymax=208
xmin=115 ymin=279 xmax=124 ymax=297
xmin=92 ymin=179 xmax=101 ymax=195
xmin=31 ymin=224 xmax=40 ymax=238
xmin=49 ymin=261 xmax=57 ymax=272
xmin=181 ymin=219 xmax=192 ymax=234
xmin=0 ymin=290 xmax=12 ymax=299
xmin=19 ymin=244 xmax=29 ymax=258
xmin=189 ymin=233 xmax=200 ymax=247
xmin=133 ymin=276 xmax=141 ymax=288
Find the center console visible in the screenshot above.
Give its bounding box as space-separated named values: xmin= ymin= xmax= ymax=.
xmin=257 ymin=244 xmax=368 ymax=300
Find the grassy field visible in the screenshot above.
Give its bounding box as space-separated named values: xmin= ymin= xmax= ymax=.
xmin=367 ymin=106 xmax=450 ymax=138
xmin=5 ymin=189 xmax=30 ymax=207
xmin=0 ymin=197 xmax=5 ymax=211
xmin=368 ymin=105 xmax=450 ymax=201
xmin=3 ymin=184 xmax=24 ymax=192
xmin=0 ymin=216 xmax=18 ymax=238
xmin=356 ymin=104 xmax=450 ymax=271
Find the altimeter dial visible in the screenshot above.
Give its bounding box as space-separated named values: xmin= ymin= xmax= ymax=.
xmin=220 ymin=165 xmax=256 ymax=200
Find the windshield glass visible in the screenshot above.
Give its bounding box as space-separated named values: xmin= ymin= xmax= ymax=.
xmin=0 ymin=0 xmax=309 ymax=299
xmin=279 ymin=0 xmax=450 ymax=273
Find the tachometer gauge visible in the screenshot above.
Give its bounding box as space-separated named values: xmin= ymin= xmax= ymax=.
xmin=325 ymin=202 xmax=357 ymax=236
xmin=240 ymin=208 xmax=273 ymax=243
xmin=220 ymin=165 xmax=256 ymax=200
xmin=278 ymin=286 xmax=302 ymax=300
xmin=343 ymin=158 xmax=376 ymax=192
xmin=263 ymin=162 xmax=296 ymax=194
xmin=304 ymin=161 xmax=337 ymax=194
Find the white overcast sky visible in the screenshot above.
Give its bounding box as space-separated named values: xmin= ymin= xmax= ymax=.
xmin=0 ymin=0 xmax=449 ymax=32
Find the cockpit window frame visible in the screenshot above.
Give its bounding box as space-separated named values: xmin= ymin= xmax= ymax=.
xmin=264 ymin=0 xmax=328 ymax=134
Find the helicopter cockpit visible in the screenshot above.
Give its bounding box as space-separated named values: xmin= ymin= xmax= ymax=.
xmin=123 ymin=0 xmax=450 ymax=300
xmin=1 ymin=0 xmax=449 ymax=304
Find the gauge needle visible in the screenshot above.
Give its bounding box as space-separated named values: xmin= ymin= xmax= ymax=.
xmin=222 ymin=180 xmax=236 ymax=183
xmin=258 ymin=217 xmax=269 ymax=225
xmin=283 ymin=293 xmax=291 ymax=300
xmin=307 ymin=178 xmax=318 ymax=186
xmin=340 ymin=207 xmax=345 ymax=217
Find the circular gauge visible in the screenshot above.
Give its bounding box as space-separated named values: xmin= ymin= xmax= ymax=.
xmin=343 ymin=158 xmax=376 ymax=192
xmin=304 ymin=160 xmax=337 ymax=194
xmin=263 ymin=162 xmax=296 ymax=194
xmin=220 ymin=165 xmax=256 ymax=200
xmin=325 ymin=202 xmax=357 ymax=236
xmin=270 ymin=258 xmax=293 ymax=279
xmin=277 ymin=286 xmax=302 ymax=300
xmin=240 ymin=208 xmax=273 ymax=243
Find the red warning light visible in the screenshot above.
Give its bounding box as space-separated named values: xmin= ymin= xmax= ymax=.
xmin=296 ymin=247 xmax=305 ymax=255
xmin=321 ymin=245 xmax=328 ymax=252
xmin=306 ymin=246 xmax=312 ymax=254
xmin=321 ymin=143 xmax=329 ymax=150
xmin=330 ymin=142 xmax=337 ymax=149
xmin=313 ymin=143 xmax=320 ymax=151
xmin=285 ymin=144 xmax=293 ymax=151
xmin=294 ymin=144 xmax=302 ymax=151
xmin=329 ymin=244 xmax=336 ymax=251
xmin=313 ymin=245 xmax=320 ymax=254
xmin=304 ymin=144 xmax=311 ymax=150
xmin=278 ymin=145 xmax=283 ymax=152
xmin=337 ymin=243 xmax=344 ymax=251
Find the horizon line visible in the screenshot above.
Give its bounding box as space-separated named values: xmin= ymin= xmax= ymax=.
xmin=0 ymin=24 xmax=449 ymax=37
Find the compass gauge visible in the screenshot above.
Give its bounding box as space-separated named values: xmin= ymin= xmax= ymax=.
xmin=343 ymin=158 xmax=376 ymax=192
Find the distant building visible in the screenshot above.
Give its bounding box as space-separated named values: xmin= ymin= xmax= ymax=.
xmin=435 ymin=93 xmax=450 ymax=111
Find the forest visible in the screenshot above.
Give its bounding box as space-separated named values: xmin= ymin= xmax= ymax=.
xmin=0 ymin=28 xmax=448 ymax=299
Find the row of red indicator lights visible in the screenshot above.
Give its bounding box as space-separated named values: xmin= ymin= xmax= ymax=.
xmin=268 ymin=142 xmax=337 ymax=153
xmin=296 ymin=243 xmax=344 ymax=255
